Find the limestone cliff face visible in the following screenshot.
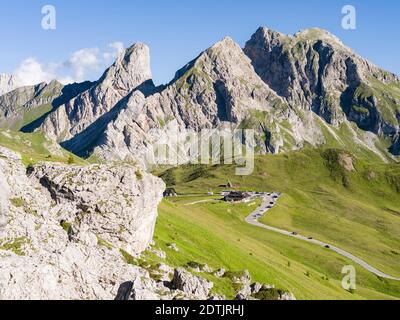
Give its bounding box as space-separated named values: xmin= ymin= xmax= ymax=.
xmin=0 ymin=146 xmax=165 ymax=299
xmin=32 ymin=162 xmax=164 ymax=255
xmin=40 ymin=43 xmax=156 ymax=143
xmin=244 ymin=27 xmax=400 ymax=150
xmin=244 ymin=28 xmax=397 ymax=118
xmin=69 ymin=37 xmax=290 ymax=162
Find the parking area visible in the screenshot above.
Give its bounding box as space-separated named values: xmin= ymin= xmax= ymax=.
xmin=247 ymin=192 xmax=281 ymax=221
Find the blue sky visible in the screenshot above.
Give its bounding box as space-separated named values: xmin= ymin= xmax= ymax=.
xmin=0 ymin=0 xmax=399 ymax=85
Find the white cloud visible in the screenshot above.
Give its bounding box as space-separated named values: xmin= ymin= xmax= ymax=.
xmin=12 ymin=41 xmax=125 ymax=86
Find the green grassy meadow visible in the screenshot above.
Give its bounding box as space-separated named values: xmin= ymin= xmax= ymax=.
xmin=152 ymin=147 xmax=400 ymax=299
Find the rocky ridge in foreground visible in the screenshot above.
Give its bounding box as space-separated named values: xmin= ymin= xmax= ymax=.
xmin=0 ymin=146 xmax=164 ymax=299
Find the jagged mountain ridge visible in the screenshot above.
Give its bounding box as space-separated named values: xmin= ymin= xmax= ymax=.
xmin=0 ymin=80 xmax=93 ymax=131
xmin=244 ymin=27 xmax=400 ymax=154
xmin=2 ymin=27 xmax=399 ymax=161
xmin=0 ymin=74 xmax=19 ymax=96
xmin=0 ymin=144 xmax=167 ymax=299
xmin=65 ymin=37 xmax=288 ymax=160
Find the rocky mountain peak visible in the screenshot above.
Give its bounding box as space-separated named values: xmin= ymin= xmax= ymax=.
xmin=209 ymin=36 xmax=237 ymax=50
xmin=170 ymin=35 xmax=267 ymax=91
xmin=205 ymin=36 xmax=246 ymax=58
xmin=86 ymin=35 xmax=288 ymax=162
xmin=171 ymin=37 xmax=245 ymax=82
xmin=250 ymin=27 xmax=286 ymax=46
xmin=245 ymin=26 xmax=399 ymax=105
xmin=47 ymin=79 xmax=63 ymax=88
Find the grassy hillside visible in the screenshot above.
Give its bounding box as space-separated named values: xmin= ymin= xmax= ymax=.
xmin=0 ymin=81 xmax=64 ymax=131
xmin=153 ymin=147 xmax=400 ymax=299
xmin=0 ymin=129 xmax=86 ymax=166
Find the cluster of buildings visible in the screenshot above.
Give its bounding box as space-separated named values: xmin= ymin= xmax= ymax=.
xmin=162 ymin=181 xmax=279 ymax=204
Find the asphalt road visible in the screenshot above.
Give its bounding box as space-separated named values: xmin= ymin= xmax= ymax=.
xmin=245 ymin=193 xmax=400 ymax=281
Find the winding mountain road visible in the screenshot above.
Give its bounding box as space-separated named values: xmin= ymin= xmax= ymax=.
xmin=246 ymin=193 xmax=400 ymax=281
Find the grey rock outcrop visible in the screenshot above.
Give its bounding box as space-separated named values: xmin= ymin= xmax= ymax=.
xmin=235 ymin=286 xmax=252 ymax=300
xmin=231 ymin=269 xmax=252 ymax=285
xmin=0 ymin=74 xmax=19 ymax=96
xmin=279 ymin=292 xmax=296 ymax=300
xmin=40 ymin=43 xmax=155 ymax=144
xmin=0 ymin=146 xmax=165 ymax=299
xmin=231 ymin=269 xmax=252 ymax=300
xmin=250 ymin=282 xmax=262 ymax=294
xmin=116 ymin=266 xmax=216 ymax=301
xmin=167 ymin=243 xmax=179 ymax=252
xmin=0 ymin=149 xmax=11 ymax=230
xmin=213 ymin=268 xmax=226 ymax=278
